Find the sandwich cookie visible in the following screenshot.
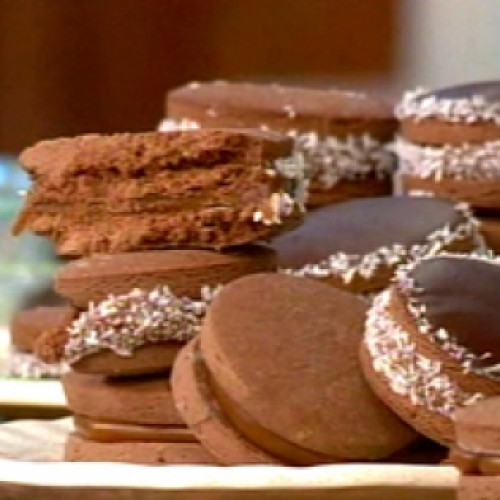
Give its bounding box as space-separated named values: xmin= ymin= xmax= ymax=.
xmin=55 ymin=246 xmax=276 ymax=309
xmin=451 ymin=397 xmax=500 ymax=499
xmin=396 ymin=82 xmax=500 ymax=211
xmin=13 ymin=129 xmax=306 ymax=256
xmin=163 ymin=81 xmax=396 ymax=207
xmin=271 ymin=197 xmax=481 ymax=294
xmin=63 ymin=371 xmax=216 ymax=464
xmin=361 ymin=254 xmax=500 ymax=446
xmin=39 ymin=247 xmax=277 ymax=375
xmin=172 ymin=273 xmax=417 ymax=465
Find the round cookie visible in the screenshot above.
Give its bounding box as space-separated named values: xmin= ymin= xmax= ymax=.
xmin=270 ymin=197 xmax=481 ymax=294
xmin=58 ymin=287 xmax=210 ymax=377
xmin=361 ymin=254 xmax=500 ymax=446
xmin=451 ymin=397 xmax=500 ymax=500
xmin=55 ymin=246 xmax=277 ymax=309
xmin=10 ymin=305 xmax=76 ymax=353
xmin=65 ymin=434 xmax=217 ymax=465
xmin=172 ymin=273 xmax=417 ymax=465
xmin=62 ymin=371 xmax=184 ymax=426
xmin=396 ymin=82 xmax=500 ymax=211
xmin=164 ymin=81 xmax=396 ymax=207
xmin=396 ymin=82 xmax=500 ymax=146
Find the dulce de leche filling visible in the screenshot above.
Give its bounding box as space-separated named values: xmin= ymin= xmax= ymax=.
xmin=73 ymin=415 xmax=197 ymax=443
xmin=450 ymin=446 xmax=500 ymax=476
xmin=201 ymin=353 xmax=338 ymax=465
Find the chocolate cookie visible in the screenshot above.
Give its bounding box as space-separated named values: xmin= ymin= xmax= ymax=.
xmin=396 ymin=82 xmax=500 ymax=211
xmin=56 ymin=287 xmax=213 ymax=377
xmin=163 ymin=81 xmax=396 ymax=207
xmin=62 ymin=371 xmax=183 ymax=426
xmin=271 ymin=197 xmax=480 ymax=294
xmin=55 ymin=246 xmax=276 ymax=308
xmin=65 ymin=433 xmax=217 ymax=464
xmin=361 ymin=254 xmax=500 ymax=446
xmin=14 ymin=130 xmax=307 ymax=255
xmin=451 ymin=397 xmax=500 ymax=500
xmin=172 ymin=273 xmax=417 ymax=465
xmin=10 ymin=305 xmax=76 ymax=353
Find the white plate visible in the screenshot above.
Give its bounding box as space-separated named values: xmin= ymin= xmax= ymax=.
xmin=0 ymin=418 xmax=458 ymax=499
xmin=0 ymin=328 xmax=65 ymax=409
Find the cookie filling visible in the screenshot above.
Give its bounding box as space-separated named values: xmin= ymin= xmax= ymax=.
xmin=396 ymin=87 xmax=500 ymax=124
xmin=64 ymin=286 xmax=217 ymax=364
xmin=364 ymin=290 xmax=482 ymax=416
xmin=159 ymin=118 xmax=394 ymax=189
xmin=395 ymin=137 xmax=500 ymax=181
xmin=395 ymin=254 xmax=500 ymax=379
xmin=450 ymin=446 xmax=500 ymax=475
xmin=73 ymin=415 xmax=197 ymax=443
xmin=192 ymin=340 xmax=337 ymax=465
xmin=286 ymin=203 xmax=480 ymax=283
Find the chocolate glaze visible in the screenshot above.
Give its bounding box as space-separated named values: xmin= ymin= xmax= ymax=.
xmin=411 ymin=256 xmax=500 ymax=370
xmin=73 ymin=415 xmax=197 ymax=443
xmin=421 ymin=81 xmax=500 ymax=102
xmin=270 ymin=197 xmax=463 ymax=269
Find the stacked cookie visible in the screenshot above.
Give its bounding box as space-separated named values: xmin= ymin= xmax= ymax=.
xmin=270 ymin=196 xmax=481 ymax=294
xmin=361 ymin=253 xmax=500 ymax=446
xmin=13 ymin=128 xmax=307 ymax=464
xmin=395 ymin=81 xmax=500 ymax=253
xmin=161 ymin=81 xmax=397 ymax=208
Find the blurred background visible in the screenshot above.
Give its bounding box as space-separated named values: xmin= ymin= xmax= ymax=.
xmin=0 ymin=0 xmax=499 ymax=321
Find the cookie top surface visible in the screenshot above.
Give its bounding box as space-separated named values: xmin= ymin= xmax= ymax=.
xmin=168 ymin=81 xmax=394 ymax=122
xmin=396 ymin=81 xmax=500 ymax=124
xmin=200 ymin=273 xmax=415 ymax=459
xmin=19 ymin=129 xmax=292 ymax=179
xmin=270 ymin=197 xmax=472 ymax=271
xmin=57 ymin=247 xmax=276 ymax=281
xmin=399 ymin=255 xmax=500 ymax=377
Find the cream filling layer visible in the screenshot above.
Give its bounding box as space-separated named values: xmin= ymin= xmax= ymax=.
xmin=395 ymin=137 xmax=500 ymax=181
xmin=364 ymin=290 xmax=482 ymax=417
xmin=158 ymin=118 xmax=395 ymax=189
xmin=285 ymin=203 xmax=480 ymax=283
xmin=395 ymin=88 xmax=500 ymax=125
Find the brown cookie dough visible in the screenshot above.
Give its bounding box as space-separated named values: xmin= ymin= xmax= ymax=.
xmin=55 ymin=246 xmax=276 ymax=308
xmin=361 ymin=254 xmax=500 ymax=446
xmin=14 ymin=130 xmax=306 ymax=255
xmin=164 ymin=81 xmax=396 ymax=207
xmin=172 ymin=273 xmax=417 ymax=465
xmin=271 ymin=197 xmax=480 ymax=294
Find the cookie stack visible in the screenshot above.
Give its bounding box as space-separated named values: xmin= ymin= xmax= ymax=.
xmin=161 ymin=81 xmax=397 ymax=208
xmin=395 ymin=81 xmax=500 ymax=253
xmin=13 ymin=128 xmax=307 ymax=464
